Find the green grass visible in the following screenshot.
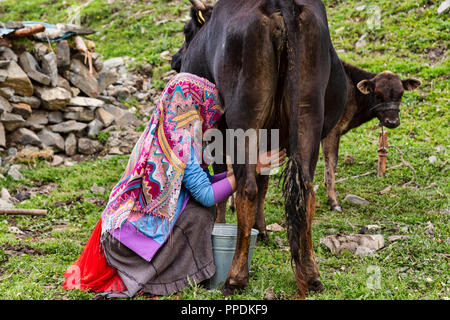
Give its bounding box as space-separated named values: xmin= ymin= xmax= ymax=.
xmin=0 ymin=0 xmax=448 ymax=300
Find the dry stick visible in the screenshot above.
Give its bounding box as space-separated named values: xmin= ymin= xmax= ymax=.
xmin=377 ymin=128 xmax=388 ymax=177
xmin=0 ymin=208 xmax=47 ymax=216
xmin=44 ymin=31 xmax=55 ymax=54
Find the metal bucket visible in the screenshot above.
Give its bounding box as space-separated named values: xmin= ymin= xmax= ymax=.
xmin=205 ymin=223 xmax=259 ymax=289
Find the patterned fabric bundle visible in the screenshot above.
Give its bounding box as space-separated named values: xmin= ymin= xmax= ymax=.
xmin=101 ymin=73 xmax=223 ymax=233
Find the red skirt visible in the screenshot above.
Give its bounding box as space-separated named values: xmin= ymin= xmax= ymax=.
xmin=62 ymin=218 xmax=126 ymax=293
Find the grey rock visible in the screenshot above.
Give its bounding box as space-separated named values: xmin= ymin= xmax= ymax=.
xmin=135 ymin=92 xmax=150 ymax=101
xmin=115 ymin=111 xmax=140 ymax=128
xmin=98 ymin=70 xmax=119 ymax=92
xmin=103 ymin=104 xmax=126 ymax=118
xmin=87 ymin=119 xmax=104 ymax=138
xmin=78 ymin=137 xmax=103 ymax=155
xmin=37 ymin=128 xmax=65 ymax=151
xmin=64 ymin=106 xmax=95 ymax=122
xmin=0 ymin=122 xmax=5 ymax=148
xmin=41 ymin=52 xmax=59 ymax=87
xmin=51 ymin=155 xmax=64 ymax=166
xmin=56 ymin=40 xmax=71 ymax=70
xmin=1 ymin=187 xmax=10 ymax=201
xmin=57 ymin=75 xmax=72 ymax=92
xmin=320 ymin=234 xmax=384 ymax=255
xmin=48 ymin=111 xmax=63 ymax=124
xmin=92 ymin=53 xmax=104 ymax=72
xmin=0 ymin=60 xmax=33 ymax=96
xmin=34 ymin=86 xmax=71 ymax=110
xmin=9 ymin=95 xmax=41 ymax=109
xmin=112 ymin=86 xmax=131 ymax=100
xmin=68 ymin=97 xmax=105 ymax=109
xmin=69 ymin=59 xmax=99 ymax=98
xmin=103 ymin=57 xmax=124 ymax=69
xmin=11 ymin=103 xmax=32 ymax=119
xmin=0 ymin=199 xmax=14 ymax=208
xmin=0 ymin=47 xmax=18 ymax=62
xmin=438 ymin=0 xmax=450 ymax=14
xmin=25 ymin=110 xmax=48 ymax=130
xmin=0 ymin=95 xmax=12 ymax=114
xmin=0 ymin=87 xmax=14 ymax=99
xmin=343 ymin=194 xmax=370 ymax=205
xmin=65 ymin=133 xmax=77 ymax=156
xmin=95 ymin=107 xmax=115 ymax=126
xmin=105 ymin=129 xmax=141 ymax=154
xmin=34 ymin=42 xmax=50 ymax=59
xmin=8 ymin=165 xmax=24 ymax=181
xmin=7 ymin=147 xmax=17 ymax=157
xmin=1 ymin=112 xmax=25 ymax=131
xmin=50 ymin=120 xmax=87 ymax=133
xmin=18 ymin=52 xmax=51 ymax=85
xmin=9 ymin=127 xmax=42 ymax=147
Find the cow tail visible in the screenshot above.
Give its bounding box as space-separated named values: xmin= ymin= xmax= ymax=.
xmin=279 ymin=1 xmax=309 ymax=276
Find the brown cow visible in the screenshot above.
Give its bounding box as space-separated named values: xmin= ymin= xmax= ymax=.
xmin=173 ymin=0 xmax=349 ymax=297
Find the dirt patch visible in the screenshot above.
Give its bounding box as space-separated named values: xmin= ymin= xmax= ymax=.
xmin=85 ymin=196 xmax=108 ymax=207
xmin=426 ymin=46 xmax=447 ymax=65
xmin=1 ymin=243 xmax=44 ymax=256
xmin=14 ymin=182 xmax=59 ymax=202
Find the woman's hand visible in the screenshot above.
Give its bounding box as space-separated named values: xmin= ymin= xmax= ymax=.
xmin=256 ymin=149 xmax=287 ymax=175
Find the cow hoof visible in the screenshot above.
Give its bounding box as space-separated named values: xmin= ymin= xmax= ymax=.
xmin=221 ymin=281 xmax=244 ymax=296
xmin=331 ymin=205 xmax=342 ymax=212
xmin=257 ymin=232 xmax=269 ymax=243
xmin=307 ymin=278 xmax=324 ymax=293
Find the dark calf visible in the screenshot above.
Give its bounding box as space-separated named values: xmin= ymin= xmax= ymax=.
xmin=322 ymin=61 xmax=421 ymax=211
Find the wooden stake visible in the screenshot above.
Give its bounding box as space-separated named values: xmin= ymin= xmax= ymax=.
xmin=377 ymin=129 xmax=388 ymax=177
xmin=0 ymin=208 xmax=47 ymax=216
xmin=7 ymin=24 xmax=45 ymax=39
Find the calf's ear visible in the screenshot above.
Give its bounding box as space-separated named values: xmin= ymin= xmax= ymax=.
xmin=357 ymin=79 xmax=375 ymax=95
xmin=402 ymin=78 xmax=421 ymax=91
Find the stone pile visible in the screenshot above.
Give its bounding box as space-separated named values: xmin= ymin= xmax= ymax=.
xmin=0 ymin=30 xmax=157 ymax=163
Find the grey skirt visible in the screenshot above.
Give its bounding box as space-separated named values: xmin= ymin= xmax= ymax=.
xmin=94 ymin=199 xmax=217 ymax=299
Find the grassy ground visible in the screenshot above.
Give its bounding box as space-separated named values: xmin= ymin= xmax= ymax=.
xmin=0 ymin=0 xmax=448 ymax=300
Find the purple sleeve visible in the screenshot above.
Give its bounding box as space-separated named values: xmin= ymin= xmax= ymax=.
xmin=212 ymin=176 xmax=233 ymax=204
xmin=210 ymin=171 xmax=228 ymax=183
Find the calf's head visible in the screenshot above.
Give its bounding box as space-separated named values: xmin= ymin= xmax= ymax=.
xmin=171 ymin=0 xmax=213 ymax=72
xmin=357 ymin=72 xmax=421 ymax=128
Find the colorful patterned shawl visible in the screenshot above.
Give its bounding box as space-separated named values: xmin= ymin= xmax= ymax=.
xmin=101 ymin=73 xmax=223 ymax=233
